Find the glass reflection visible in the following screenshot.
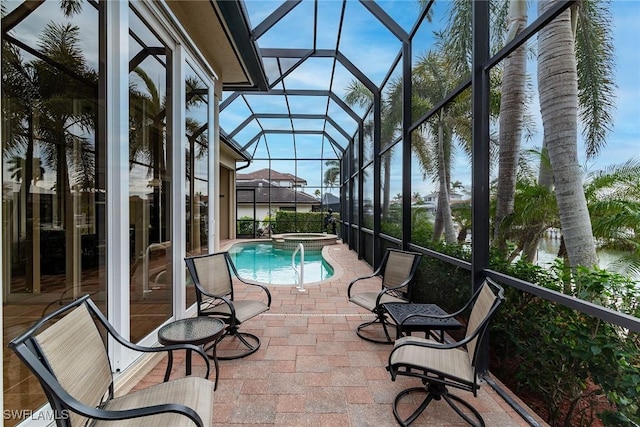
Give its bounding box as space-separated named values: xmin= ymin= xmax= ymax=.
xmin=1 ymin=1 xmax=104 ymax=422
xmin=185 ymin=64 xmax=209 ymax=309
xmin=380 ymin=145 xmax=402 ymax=239
xmin=128 ymin=8 xmax=172 ymax=342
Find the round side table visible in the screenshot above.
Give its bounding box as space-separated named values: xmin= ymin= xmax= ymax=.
xmin=158 ymin=317 xmax=225 ymax=390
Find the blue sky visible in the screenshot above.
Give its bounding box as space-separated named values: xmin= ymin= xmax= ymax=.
xmin=222 ymin=0 xmax=640 ymax=197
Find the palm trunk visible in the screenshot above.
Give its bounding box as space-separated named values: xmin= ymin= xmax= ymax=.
xmin=537 ymin=0 xmax=598 ymax=269
xmin=433 ymin=118 xmax=457 ymax=243
xmin=382 ymin=156 xmax=391 ymax=218
xmin=494 ymin=0 xmax=527 ymax=251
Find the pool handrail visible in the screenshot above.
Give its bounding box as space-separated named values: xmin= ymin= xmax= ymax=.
xmin=292 ymin=243 xmax=305 ymax=292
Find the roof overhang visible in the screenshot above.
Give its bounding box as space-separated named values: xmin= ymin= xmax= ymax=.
xmin=166 ymin=0 xmax=269 ymax=91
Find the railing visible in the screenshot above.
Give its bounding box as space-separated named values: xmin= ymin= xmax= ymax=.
xmin=142 ymin=241 xmax=171 ymax=299
xmin=292 ymin=243 xmax=305 ymax=292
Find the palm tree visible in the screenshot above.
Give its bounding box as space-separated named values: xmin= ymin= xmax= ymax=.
xmin=501 ymin=174 xmax=560 ymax=264
xmin=343 ymin=80 xmax=396 ymax=218
xmin=494 ymin=0 xmax=528 ymax=251
xmin=345 ymin=45 xmax=469 ymax=245
xmin=584 ymin=160 xmax=640 ymax=278
xmin=439 ymin=0 xmax=616 ymax=269
xmin=129 ymin=66 xmax=168 ymax=244
xmin=537 ymin=0 xmax=615 ymax=269
xmin=323 ymin=159 xmax=340 ymax=190
xmin=33 ymin=21 xmax=98 ymax=291
xmin=2 ymin=16 xmax=97 ymax=291
xmin=412 ymin=49 xmax=471 ymax=244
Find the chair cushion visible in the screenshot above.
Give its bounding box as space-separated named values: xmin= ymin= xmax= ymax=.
xmin=390 ymin=336 xmax=475 ymax=384
xmin=35 ymin=305 xmax=113 ymax=427
xmin=202 ymin=299 xmax=269 ymax=323
xmin=96 ymin=377 xmax=214 ymax=427
xmin=349 ymin=291 xmax=407 ymax=312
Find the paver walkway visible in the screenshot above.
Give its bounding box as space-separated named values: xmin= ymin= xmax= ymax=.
xmin=130 ymin=241 xmax=547 ymax=426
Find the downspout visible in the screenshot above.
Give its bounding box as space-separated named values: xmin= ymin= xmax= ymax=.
xmin=236 ymin=160 xmax=251 ymax=171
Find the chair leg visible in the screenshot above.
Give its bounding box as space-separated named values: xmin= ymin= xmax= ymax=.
xmin=393 ymin=386 xmax=435 ymax=426
xmin=214 ymin=328 xmax=261 ymax=360
xmin=392 ymin=383 xmax=485 ymax=427
xmin=442 ymin=392 xmax=485 ymax=427
xmin=356 ymin=313 xmax=394 ymax=344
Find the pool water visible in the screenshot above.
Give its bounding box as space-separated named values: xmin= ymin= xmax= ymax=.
xmin=228 ymin=242 xmax=334 ymax=285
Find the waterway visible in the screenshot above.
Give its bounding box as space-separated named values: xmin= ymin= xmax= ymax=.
xmin=537 ymin=236 xmax=639 ymax=283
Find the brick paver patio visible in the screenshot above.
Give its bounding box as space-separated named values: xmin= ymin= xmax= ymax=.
xmin=130 ymin=241 xmax=547 ymax=426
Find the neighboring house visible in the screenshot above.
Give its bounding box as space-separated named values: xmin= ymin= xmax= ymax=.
xmin=237 ymin=168 xmax=308 ymax=189
xmin=424 ymin=191 xmax=468 ymax=202
xmin=236 ymin=179 xmax=320 ymax=221
xmin=423 ymin=191 xmax=470 ymax=212
xmin=321 ymin=192 xmax=341 ymax=213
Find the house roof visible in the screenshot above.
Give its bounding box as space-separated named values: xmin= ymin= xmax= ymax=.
xmin=237 ymin=169 xmax=307 ymax=185
xmin=237 ymin=179 xmax=319 ymax=205
xmin=321 ymin=193 xmax=340 ymax=205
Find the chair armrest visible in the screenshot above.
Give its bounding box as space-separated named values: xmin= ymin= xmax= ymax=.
xmin=236 ymin=276 xmax=272 ymax=307
xmin=390 ymin=326 xmax=483 ymax=355
xmin=347 ymin=273 xmax=379 ymax=298
xmin=226 ymin=256 xmax=272 ymax=307
xmin=83 ymin=402 xmax=204 ymax=427
xmin=201 ymin=294 xmax=239 ymax=326
xmin=373 ymin=280 xmax=413 ymax=306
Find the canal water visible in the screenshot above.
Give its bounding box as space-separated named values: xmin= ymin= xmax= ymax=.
xmin=537 ymin=236 xmax=639 ymax=284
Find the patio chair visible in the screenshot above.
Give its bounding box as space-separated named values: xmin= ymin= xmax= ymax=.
xmin=386 ymin=279 xmax=505 ymax=427
xmin=8 ymin=295 xmax=214 ymax=427
xmin=347 ymin=248 xmax=423 ymax=343
xmin=185 ymin=251 xmax=272 ymax=360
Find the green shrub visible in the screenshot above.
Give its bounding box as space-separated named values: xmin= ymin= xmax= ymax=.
xmin=273 ymin=211 xmax=339 ymax=234
xmin=489 ymin=259 xmax=640 ymax=426
xmin=237 ymin=216 xmax=256 ymax=235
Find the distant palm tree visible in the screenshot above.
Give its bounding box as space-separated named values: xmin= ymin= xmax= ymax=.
xmin=412 ymin=49 xmax=471 ymax=244
xmin=343 ymin=79 xmax=397 ymax=216
xmin=323 ymin=159 xmax=340 ymax=189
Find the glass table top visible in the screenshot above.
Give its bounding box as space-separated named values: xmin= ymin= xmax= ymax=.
xmin=158 ymin=317 xmax=225 ymax=344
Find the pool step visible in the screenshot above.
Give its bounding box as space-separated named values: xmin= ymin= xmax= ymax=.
xmin=274 ymin=239 xmax=285 ymax=243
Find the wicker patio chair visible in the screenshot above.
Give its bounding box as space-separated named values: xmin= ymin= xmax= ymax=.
xmin=386 ymin=279 xmax=505 ymax=427
xmin=8 ymin=295 xmax=214 ymax=427
xmin=347 ymin=248 xmax=423 ymax=343
xmin=185 ymin=251 xmax=272 ymax=360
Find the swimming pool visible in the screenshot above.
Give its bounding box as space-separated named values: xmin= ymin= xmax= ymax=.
xmin=228 ymin=242 xmax=334 ymax=285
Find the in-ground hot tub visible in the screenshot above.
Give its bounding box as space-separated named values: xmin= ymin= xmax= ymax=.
xmin=271 ymin=233 xmax=338 ymax=251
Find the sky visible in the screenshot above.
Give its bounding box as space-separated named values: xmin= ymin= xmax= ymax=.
xmin=221 ymin=0 xmax=640 ymax=198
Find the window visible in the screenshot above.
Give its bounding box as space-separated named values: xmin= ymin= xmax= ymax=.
xmin=2 ymin=0 xmax=105 ymax=419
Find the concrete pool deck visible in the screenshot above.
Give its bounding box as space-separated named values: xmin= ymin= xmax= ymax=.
xmin=129 ymin=241 xmax=547 ymax=426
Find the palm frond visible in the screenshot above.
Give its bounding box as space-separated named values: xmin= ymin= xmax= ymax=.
xmin=575 ymin=0 xmax=616 ymax=158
